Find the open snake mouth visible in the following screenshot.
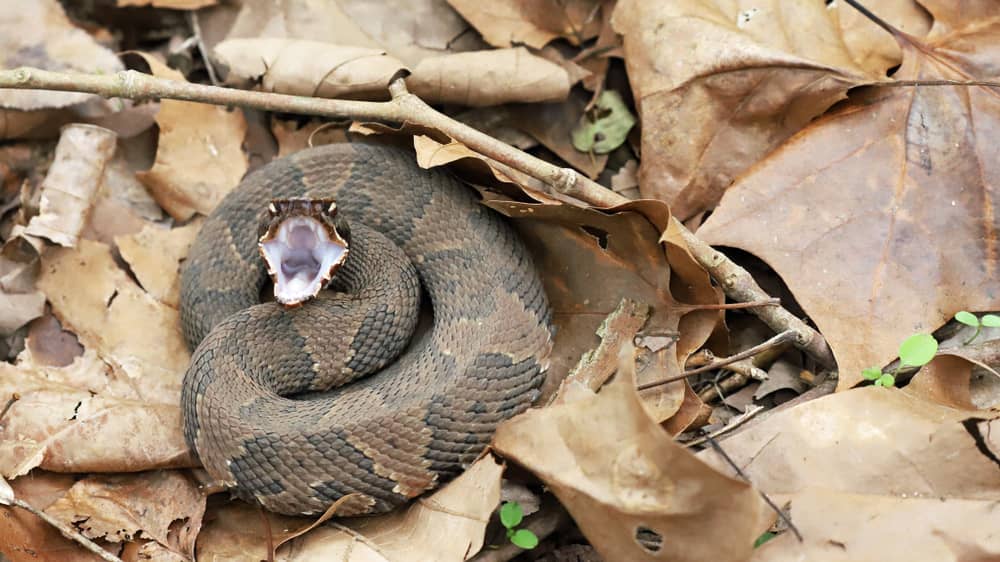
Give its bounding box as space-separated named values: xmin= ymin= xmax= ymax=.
xmin=258 ymin=199 xmax=349 ymax=306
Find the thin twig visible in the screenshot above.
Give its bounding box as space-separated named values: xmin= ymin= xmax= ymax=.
xmin=704 ymin=436 xmax=803 ymax=542
xmin=684 ymin=405 xmax=763 ymax=448
xmin=187 ymin=11 xmax=219 ymax=86
xmin=0 ymin=67 xmax=836 ymax=368
xmin=637 ymin=330 xmax=797 ymax=391
xmin=840 ymin=0 xmax=898 ymax=38
xmin=3 ymin=496 xmax=123 ymax=561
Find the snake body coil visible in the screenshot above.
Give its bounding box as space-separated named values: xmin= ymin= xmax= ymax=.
xmin=180 ymin=143 xmax=552 ymax=516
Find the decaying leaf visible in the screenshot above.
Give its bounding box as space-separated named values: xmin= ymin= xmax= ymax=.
xmin=493 ymin=347 xmax=769 ymax=562
xmin=45 ymin=470 xmax=204 ymax=557
xmin=408 ymin=47 xmax=574 ymax=106
xmin=0 ymin=0 xmax=122 ymax=111
xmin=0 ymin=347 xmax=191 ymax=477
xmin=133 ymin=54 xmax=248 ymax=221
xmin=751 ymin=489 xmax=1000 ymax=562
xmin=508 ymin=91 xmax=608 ymax=179
xmin=277 ymin=455 xmax=503 ymax=561
xmin=697 ymin=387 xmax=1000 ymax=499
xmin=214 ymin=39 xmax=406 ymax=100
xmin=446 ymin=0 xmax=602 ymax=48
xmin=611 ymin=0 xmax=898 ymax=218
xmin=697 ymin=5 xmax=1000 ymax=387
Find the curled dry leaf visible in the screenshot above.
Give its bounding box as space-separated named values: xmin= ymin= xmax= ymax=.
xmin=214 ymin=39 xmax=406 ymax=100
xmin=446 ymin=0 xmax=602 ymax=48
xmin=697 ymin=387 xmax=1000 ymax=499
xmin=277 ymin=455 xmax=503 ymax=562
xmin=493 ymin=347 xmax=768 ymax=562
xmin=115 ymin=219 xmax=202 ymax=308
xmin=0 ymin=292 xmax=45 ymax=335
xmin=0 ymin=0 xmax=122 ymax=110
xmin=22 ymin=124 xmax=117 ymax=247
xmin=408 ymin=47 xmax=574 ymax=107
xmin=610 ymin=0 xmax=896 ymax=219
xmin=0 ymin=347 xmax=191 ymax=477
xmin=131 ymin=54 xmax=247 ymax=222
xmin=751 ymin=489 xmax=1000 ymax=562
xmin=697 ymin=4 xmax=1000 ymax=387
xmin=44 ymin=470 xmax=204 ymax=558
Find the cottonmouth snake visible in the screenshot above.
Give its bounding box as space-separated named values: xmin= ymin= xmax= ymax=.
xmin=180 ymin=143 xmax=552 ymax=516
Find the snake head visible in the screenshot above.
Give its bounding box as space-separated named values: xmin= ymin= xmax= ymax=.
xmin=258 ymin=197 xmax=350 ymax=306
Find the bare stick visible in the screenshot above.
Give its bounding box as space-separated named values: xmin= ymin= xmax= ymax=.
xmin=0 ymin=66 xmax=836 ymax=368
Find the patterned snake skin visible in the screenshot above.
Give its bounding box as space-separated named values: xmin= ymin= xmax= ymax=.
xmin=180 ymin=143 xmax=552 ymax=516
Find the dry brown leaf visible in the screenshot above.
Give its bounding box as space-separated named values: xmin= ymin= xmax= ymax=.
xmin=132 ymin=54 xmax=247 ymax=222
xmin=507 ymin=92 xmax=607 ymax=179
xmin=81 ymin=154 xmax=167 ymax=246
xmin=611 ymin=0 xmax=899 ymax=219
xmin=219 ymin=0 xmax=485 ymax=68
xmin=214 ymin=39 xmax=406 ymax=100
xmin=0 ymin=347 xmax=191 ymax=477
xmin=697 ymin=6 xmax=1000 ymax=387
xmin=0 ymin=0 xmax=122 ymax=111
xmin=277 ymin=455 xmax=503 ymax=561
xmin=22 ymin=125 xmax=116 ymax=247
xmin=493 ymin=348 xmax=768 ymax=562
xmin=117 ymin=0 xmax=215 ymax=7
xmin=44 ymin=470 xmax=204 ymax=558
xmin=272 ymin=119 xmax=348 ymax=157
xmin=751 ymin=489 xmax=1000 ymax=562
xmin=25 ymin=313 xmax=83 ymax=368
xmin=408 ymin=47 xmax=573 ymax=107
xmin=116 ymin=220 xmax=202 ymax=308
xmin=0 ymin=292 xmax=45 ymax=335
xmin=446 ymin=0 xmax=602 ymax=48
xmin=697 ymin=387 xmax=1000 ymax=499
xmin=194 ymin=500 xmax=308 ymax=562
xmin=0 ymin=471 xmax=107 ymax=562
xmin=37 ymin=239 xmax=190 ymax=399
xmin=833 ymin=0 xmax=931 ymax=73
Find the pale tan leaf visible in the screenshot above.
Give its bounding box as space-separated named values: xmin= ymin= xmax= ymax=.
xmin=132 ymin=54 xmax=247 ymax=221
xmin=408 ymin=47 xmax=572 ymax=106
xmin=117 ymin=0 xmax=215 ymax=8
xmin=493 ymin=350 xmax=768 ymax=562
xmin=0 ymin=0 xmax=122 ymax=110
xmin=446 ymin=0 xmax=602 ymax=48
xmin=751 ymin=489 xmax=1000 ymax=562
xmin=697 ymin=387 xmax=1000 ymax=499
xmin=115 ymin=220 xmax=202 ymax=308
xmin=0 ymin=291 xmax=45 ymax=335
xmin=278 ymin=455 xmax=503 ymax=562
xmin=22 ymin=124 xmax=117 ymax=247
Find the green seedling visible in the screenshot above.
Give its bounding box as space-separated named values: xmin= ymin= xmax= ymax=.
xmin=754 ymin=531 xmax=776 ymax=548
xmin=862 ymin=333 xmax=938 ymax=388
xmin=571 ymin=90 xmax=637 ymax=155
xmin=499 ymin=501 xmax=539 ymax=550
xmin=954 ymin=311 xmax=1000 ymax=345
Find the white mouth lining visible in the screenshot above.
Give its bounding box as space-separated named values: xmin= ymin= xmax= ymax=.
xmin=259 ymin=216 xmax=347 ymax=305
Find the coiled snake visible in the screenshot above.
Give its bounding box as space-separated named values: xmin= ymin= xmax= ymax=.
xmin=180 ymin=143 xmax=552 ymax=516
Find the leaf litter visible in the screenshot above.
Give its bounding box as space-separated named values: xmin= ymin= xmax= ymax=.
xmin=0 ymin=1 xmax=999 ymax=561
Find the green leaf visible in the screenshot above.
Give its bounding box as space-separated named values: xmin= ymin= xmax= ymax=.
xmin=571 ymin=90 xmax=637 ymax=155
xmin=899 ymin=333 xmax=938 ymax=367
xmin=875 ymin=373 xmax=895 ymax=387
xmin=862 ymin=367 xmax=882 ymax=381
xmin=510 ymin=529 xmax=539 ymax=549
xmin=499 ymin=502 xmax=523 ymax=529
xmin=754 ymin=532 xmax=776 ymax=548
xmin=981 ymin=314 xmax=1000 ymax=328
xmin=955 ymin=311 xmax=980 ymax=327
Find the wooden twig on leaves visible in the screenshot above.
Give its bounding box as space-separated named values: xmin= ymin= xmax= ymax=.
xmin=0 ymin=66 xmax=836 ymax=370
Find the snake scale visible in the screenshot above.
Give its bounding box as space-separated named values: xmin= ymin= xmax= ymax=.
xmin=180 ymin=143 xmax=553 ymax=516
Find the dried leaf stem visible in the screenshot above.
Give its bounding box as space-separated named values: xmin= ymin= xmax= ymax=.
xmin=0 ymin=491 xmax=124 ymax=562
xmin=0 ymin=66 xmax=835 ymax=368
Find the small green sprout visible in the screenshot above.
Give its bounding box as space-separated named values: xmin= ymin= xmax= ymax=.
xmin=862 ymin=333 xmax=938 ymax=388
xmin=955 ymin=311 xmax=1000 ymax=345
xmin=754 ymin=531 xmax=777 ymax=548
xmin=499 ymin=501 xmax=538 ymax=550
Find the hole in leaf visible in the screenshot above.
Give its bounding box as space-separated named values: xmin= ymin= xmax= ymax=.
xmin=580 ymin=225 xmax=609 ymax=250
xmin=635 ymin=526 xmax=663 ymax=553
